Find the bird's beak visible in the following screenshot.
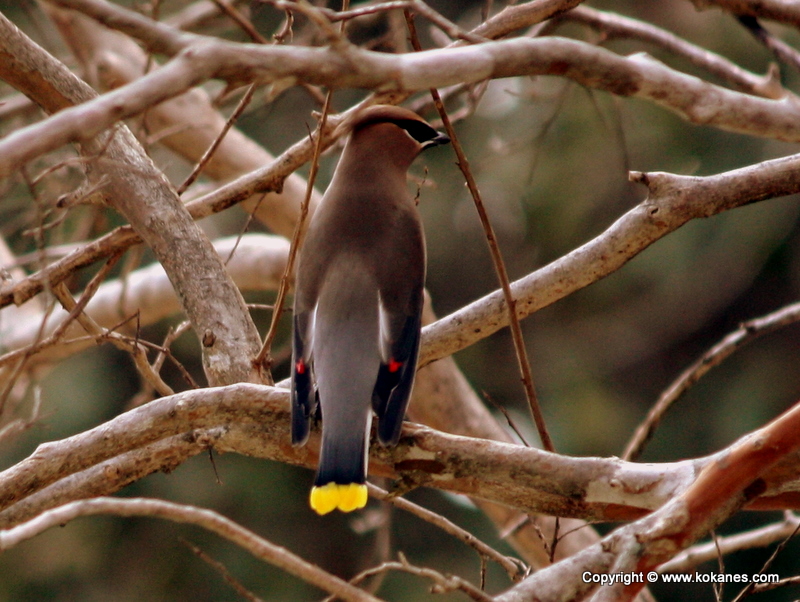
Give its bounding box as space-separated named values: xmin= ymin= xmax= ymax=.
xmin=423 ymin=132 xmax=450 ymax=149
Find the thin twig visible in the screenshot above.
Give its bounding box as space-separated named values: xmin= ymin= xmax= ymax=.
xmin=155 ymin=320 xmax=192 ymax=375
xmin=623 ymin=300 xmax=800 ymax=461
xmin=738 ymin=15 xmax=800 ymax=77
xmin=713 ymin=531 xmax=725 ymax=602
xmin=225 ymin=192 xmax=268 ymax=266
xmin=293 ymin=0 xmax=488 ymax=44
xmin=366 ymin=482 xmax=525 ymax=582
xmin=0 ymin=252 xmax=122 ymax=370
xmin=5 ymin=1 xmax=779 ymax=314
xmin=255 ymin=6 xmax=344 ymax=378
xmin=270 ymin=0 xmax=343 ymax=45
xmin=558 ymin=7 xmax=783 ymax=98
xmin=181 ymin=538 xmax=264 ymax=602
xmin=165 ymin=0 xmax=252 ymax=32
xmin=751 ymin=576 xmax=800 ymax=594
xmin=177 ymin=83 xmax=257 ymax=195
xmin=483 ymin=392 xmax=530 ymax=447
xmin=0 ymin=340 xmax=44 ymax=419
xmin=211 ymin=0 xmax=269 ymax=44
xmin=0 ymin=384 xmax=42 ymax=445
xmin=0 ymin=497 xmax=382 ymax=602
xmin=405 ymin=11 xmax=555 ymax=454
xmin=659 ymin=512 xmax=800 ymax=573
xmin=253 ymin=125 xmax=328 ymax=379
xmin=347 ymin=552 xmax=492 ymax=602
xmin=273 ymin=6 xmax=294 ymax=44
xmin=730 ymin=518 xmax=800 ymax=602
xmin=0 ymin=169 xmax=116 ymax=414
xmin=128 ymin=319 xmax=195 ymax=408
xmin=51 ymin=283 xmax=175 ymax=396
xmin=115 ymin=244 xmax=144 ymax=324
xmin=347 ymin=489 xmax=393 ymax=595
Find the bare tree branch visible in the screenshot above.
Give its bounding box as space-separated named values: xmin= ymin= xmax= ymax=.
xmin=44 ymin=4 xmax=322 ymax=238
xmin=0 ymin=10 xmax=262 ymax=386
xmin=690 ymin=0 xmax=800 ymax=29
xmin=410 ymin=13 xmax=554 ymax=454
xmin=366 ymin=482 xmax=525 ymax=582
xmin=2 ymin=382 xmax=800 ymax=534
xmin=1 ymin=234 xmax=288 ymax=368
xmin=346 ymin=552 xmax=492 ymax=601
xmin=0 ymin=496 xmax=383 ymax=602
xmin=659 ymin=512 xmax=800 ymax=572
xmin=2 ymin=2 xmax=800 ymax=598
xmin=624 ymin=299 xmax=800 ymax=461
xmin=495 ymin=398 xmax=800 ymax=601
xmin=559 ymin=6 xmax=783 ymax=98
xmin=420 ymin=154 xmax=800 ymax=366
xmin=1 ymin=2 xmax=799 ymax=181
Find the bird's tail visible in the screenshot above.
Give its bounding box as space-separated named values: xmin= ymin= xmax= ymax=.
xmin=310 ymin=267 xmax=381 ymax=515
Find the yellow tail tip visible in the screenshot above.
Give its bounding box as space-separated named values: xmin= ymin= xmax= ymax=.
xmin=310 ymin=483 xmax=368 ymax=515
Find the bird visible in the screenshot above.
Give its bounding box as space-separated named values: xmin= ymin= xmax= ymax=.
xmin=291 ymin=105 xmax=449 ymax=515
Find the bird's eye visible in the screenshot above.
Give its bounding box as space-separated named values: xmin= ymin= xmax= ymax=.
xmin=398 ymin=119 xmax=440 ymax=145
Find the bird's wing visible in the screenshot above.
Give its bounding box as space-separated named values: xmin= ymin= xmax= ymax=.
xmin=373 ymin=305 xmax=422 ymax=445
xmin=291 ymin=308 xmax=316 ymax=445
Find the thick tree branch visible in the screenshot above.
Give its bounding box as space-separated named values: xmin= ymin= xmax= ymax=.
xmin=49 ymin=0 xmax=583 ymax=54
xmin=495 ymin=398 xmax=800 ymax=601
xmin=1 ymin=1 xmax=797 ymax=598
xmin=1 ymin=9 xmax=800 ymax=179
xmin=3 ymin=236 xmax=597 ymax=566
xmin=419 ymin=153 xmax=800 ymax=366
xmin=45 ymin=4 xmax=322 ymax=239
xmin=0 ymin=135 xmax=314 ymax=309
xmin=1 ymin=383 xmax=799 ymax=532
xmin=0 ymin=12 xmax=262 ymax=386
xmin=410 ymin=301 xmax=602 ymax=567
xmin=1 ymin=235 xmax=288 ymax=367
xmin=1 ymin=0 xmax=794 ymax=316
xmin=4 ymin=86 xmax=800 ymax=376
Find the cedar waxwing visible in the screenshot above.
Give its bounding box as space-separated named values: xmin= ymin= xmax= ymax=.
xmin=291 ymin=105 xmax=449 ymax=515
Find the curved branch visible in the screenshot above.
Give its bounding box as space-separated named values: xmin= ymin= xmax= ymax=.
xmin=45 ymin=4 xmax=321 ymax=239
xmin=3 ymin=2 xmax=797 ymax=314
xmin=420 ymin=153 xmax=800 ymax=365
xmin=49 ymin=0 xmax=583 ymax=55
xmin=0 ymin=497 xmax=382 ymax=602
xmin=495 ymin=397 xmax=800 ymax=601
xmin=0 ymin=234 xmax=289 ymax=367
xmin=4 ymin=240 xmax=600 ymax=566
xmin=659 ymin=513 xmax=800 ymax=573
xmin=690 ymin=0 xmax=800 ymax=29
xmin=366 ymin=482 xmax=524 ymax=581
xmin=2 ymin=17 xmax=800 ymax=178
xmin=559 ymin=6 xmax=783 ymax=98
xmin=624 ymin=298 xmax=800 ymax=461
xmin=0 ymin=139 xmax=311 ymax=309
xmin=1 ymin=383 xmax=799 ymax=531
xmin=0 ymin=12 xmax=262 ymax=386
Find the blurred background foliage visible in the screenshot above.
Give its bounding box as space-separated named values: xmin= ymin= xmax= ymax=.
xmin=1 ymin=0 xmax=800 ymax=600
